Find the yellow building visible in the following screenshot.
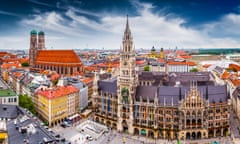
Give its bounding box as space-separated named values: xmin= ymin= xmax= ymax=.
xmin=148 ymin=46 xmax=157 ymax=58
xmin=35 ymin=85 xmax=79 ymax=127
xmin=159 ymin=47 xmax=164 ymax=59
xmin=0 ymin=121 xmax=7 ymax=144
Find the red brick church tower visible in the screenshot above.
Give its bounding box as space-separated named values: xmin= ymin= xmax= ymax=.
xmin=29 ymin=30 xmax=83 ymax=75
xmin=29 ymin=30 xmax=38 ymax=67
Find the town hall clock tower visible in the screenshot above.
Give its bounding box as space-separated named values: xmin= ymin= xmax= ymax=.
xmin=117 ymin=16 xmax=138 ymax=134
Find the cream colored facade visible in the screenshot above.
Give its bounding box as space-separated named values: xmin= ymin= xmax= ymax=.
xmin=35 ymin=86 xmax=79 ymax=127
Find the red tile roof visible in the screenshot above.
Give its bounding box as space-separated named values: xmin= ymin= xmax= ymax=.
xmin=180 ymin=55 xmax=192 ymax=59
xmin=0 ymin=52 xmax=8 ymax=57
xmin=176 ymin=50 xmax=185 ymax=55
xmin=37 ymin=85 xmax=79 ymax=99
xmin=81 ymin=77 xmax=94 ymax=84
xmin=84 ymin=66 xmax=99 ymax=71
xmin=35 ymin=50 xmax=82 ymax=65
xmin=12 ymin=72 xmax=24 ymax=79
xmin=136 ymin=60 xmax=145 ymax=65
xmin=158 ymin=58 xmax=165 ymax=63
xmin=1 ymin=63 xmax=20 ymax=69
xmin=229 ymin=64 xmax=240 ymax=71
xmin=232 ymin=79 xmax=240 ymax=87
xmin=203 ymin=64 xmax=211 ymax=68
xmin=168 ymin=61 xmax=196 ymax=66
xmin=221 ymin=71 xmax=231 ymax=79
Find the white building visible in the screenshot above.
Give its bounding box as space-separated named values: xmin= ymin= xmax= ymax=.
xmin=0 ymin=89 xmax=18 ymax=105
xmin=226 ymin=53 xmax=240 ymax=60
xmin=167 ymin=61 xmax=197 ymax=72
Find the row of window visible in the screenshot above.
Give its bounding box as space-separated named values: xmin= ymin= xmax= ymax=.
xmin=0 ymin=97 xmax=17 ymax=103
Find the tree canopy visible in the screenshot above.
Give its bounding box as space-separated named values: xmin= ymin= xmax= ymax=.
xmin=190 ymin=68 xmax=198 ymax=72
xmin=19 ymin=94 xmax=36 ymax=115
xmin=21 ymin=62 xmax=29 ymax=67
xmin=144 ymin=65 xmax=150 ymax=71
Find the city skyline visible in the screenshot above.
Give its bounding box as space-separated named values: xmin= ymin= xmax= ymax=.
xmin=1 ymin=0 xmax=240 ymax=50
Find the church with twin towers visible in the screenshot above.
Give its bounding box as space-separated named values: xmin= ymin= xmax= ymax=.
xmin=29 ymin=30 xmax=83 ymax=75
xmin=92 ymin=16 xmax=230 ymax=140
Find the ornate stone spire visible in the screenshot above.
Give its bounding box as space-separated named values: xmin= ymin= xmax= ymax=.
xmin=125 ymin=15 xmax=130 ymax=33
xmin=122 ymin=15 xmax=133 ymax=52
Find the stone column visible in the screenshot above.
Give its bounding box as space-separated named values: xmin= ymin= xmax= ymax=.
xmin=154 ymin=131 xmax=158 ymax=139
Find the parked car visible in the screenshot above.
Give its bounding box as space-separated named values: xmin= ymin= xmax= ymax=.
xmin=86 ymin=135 xmax=93 ymax=141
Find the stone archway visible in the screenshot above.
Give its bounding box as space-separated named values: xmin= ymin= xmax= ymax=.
xmin=192 ymin=132 xmax=196 ymax=140
xmin=197 ymin=110 xmax=201 ymax=116
xmin=148 ymin=130 xmax=154 ymax=138
xmin=112 ymin=123 xmax=117 ymax=129
xmin=186 ymin=132 xmax=191 ymax=139
xmin=96 ymin=117 xmax=99 ymax=123
xmin=158 ymin=130 xmax=163 ymax=138
xmin=197 ymin=119 xmax=201 ymax=125
xmin=197 ymin=131 xmax=201 ymax=139
xmin=192 ymin=119 xmax=196 ymax=125
xmin=187 ymin=119 xmax=190 ymax=125
xmin=166 ymin=131 xmax=171 ymax=140
xmin=122 ymin=120 xmax=128 ymax=133
xmin=208 ymin=130 xmax=214 ymax=138
xmin=106 ymin=121 xmax=111 ymax=127
xmin=192 ymin=111 xmax=196 ymax=116
xmin=134 ymin=128 xmax=139 ymax=135
xmin=101 ymin=118 xmax=104 ymax=124
xmin=224 ymin=128 xmax=228 ymax=137
xmin=216 ymin=129 xmax=221 ymax=137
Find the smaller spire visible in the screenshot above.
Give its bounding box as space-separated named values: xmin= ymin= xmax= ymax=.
xmin=125 ymin=14 xmax=130 ymax=33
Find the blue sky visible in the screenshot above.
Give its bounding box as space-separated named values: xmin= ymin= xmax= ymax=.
xmin=1 ymin=0 xmax=240 ymax=50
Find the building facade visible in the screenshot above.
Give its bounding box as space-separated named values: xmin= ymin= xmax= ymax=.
xmin=0 ymin=89 xmax=18 ymax=105
xmin=93 ymin=17 xmax=230 ymax=140
xmin=35 ymin=85 xmax=79 ymax=126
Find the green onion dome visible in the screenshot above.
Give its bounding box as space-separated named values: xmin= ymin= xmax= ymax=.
xmin=30 ymin=29 xmax=37 ymax=35
xmin=38 ymin=31 xmax=45 ymax=35
xmin=151 ymin=46 xmax=156 ymax=52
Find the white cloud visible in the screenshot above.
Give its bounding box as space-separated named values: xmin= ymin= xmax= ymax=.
xmin=10 ymin=1 xmax=240 ymax=50
xmin=203 ymin=13 xmax=240 ymax=37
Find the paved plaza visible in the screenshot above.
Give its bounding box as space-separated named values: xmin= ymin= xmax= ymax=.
xmin=50 ymin=109 xmax=240 ymax=144
xmin=52 ymin=120 xmax=236 ymax=144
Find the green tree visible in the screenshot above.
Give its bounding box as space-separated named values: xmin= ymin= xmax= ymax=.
xmin=19 ymin=94 xmax=36 ymax=115
xmin=52 ymin=79 xmax=59 ymax=86
xmin=190 ymin=68 xmax=198 ymax=72
xmin=144 ymin=65 xmax=150 ymax=71
xmin=21 ymin=62 xmax=29 ymax=67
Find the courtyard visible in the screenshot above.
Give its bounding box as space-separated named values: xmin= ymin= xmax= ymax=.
xmin=52 ymin=119 xmax=235 ymax=144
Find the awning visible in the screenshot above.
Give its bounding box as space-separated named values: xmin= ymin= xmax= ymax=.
xmin=141 ymin=130 xmax=146 ymax=135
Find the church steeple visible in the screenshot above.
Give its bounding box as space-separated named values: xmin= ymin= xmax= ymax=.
xmin=117 ymin=15 xmax=137 ymax=134
xmin=122 ymin=15 xmax=133 ymax=53
xmin=125 ymin=15 xmax=130 ymax=34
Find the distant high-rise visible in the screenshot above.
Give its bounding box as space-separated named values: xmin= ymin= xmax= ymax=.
xmin=38 ymin=31 xmax=45 ymax=50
